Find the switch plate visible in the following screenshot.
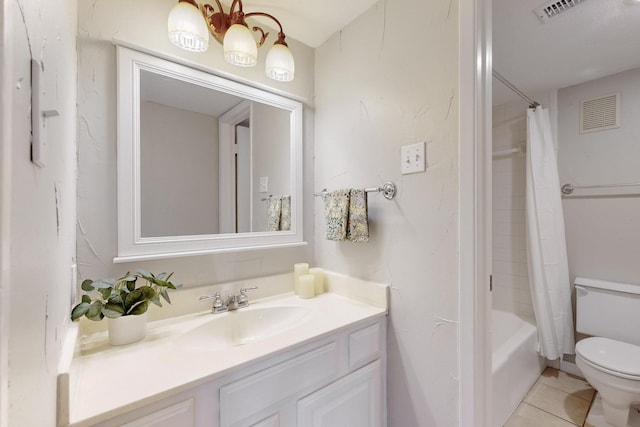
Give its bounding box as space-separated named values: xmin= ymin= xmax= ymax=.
xmin=31 ymin=59 xmax=46 ymax=167
xmin=259 ymin=176 xmax=269 ymax=193
xmin=70 ymin=263 xmax=77 ymax=306
xmin=31 ymin=59 xmax=59 ymax=168
xmin=401 ymin=142 xmax=426 ymax=174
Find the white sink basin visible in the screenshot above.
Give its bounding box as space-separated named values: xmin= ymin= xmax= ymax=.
xmin=175 ymin=305 xmax=312 ymax=351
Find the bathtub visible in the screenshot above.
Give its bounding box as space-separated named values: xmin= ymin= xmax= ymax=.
xmin=492 ymin=309 xmax=546 ymax=427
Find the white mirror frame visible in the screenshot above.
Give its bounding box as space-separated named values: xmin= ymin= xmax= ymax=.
xmin=115 ymin=46 xmax=304 ymax=262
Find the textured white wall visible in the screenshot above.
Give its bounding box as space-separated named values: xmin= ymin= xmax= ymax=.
xmin=314 ymin=1 xmax=460 ymax=425
xmin=4 ymin=0 xmax=77 ymax=426
xmin=492 ymin=101 xmax=534 ymax=318
xmin=77 ymin=0 xmax=315 ymax=295
xmin=0 ymin=5 xmax=9 ymax=425
xmin=559 ymin=68 xmax=640 ymax=285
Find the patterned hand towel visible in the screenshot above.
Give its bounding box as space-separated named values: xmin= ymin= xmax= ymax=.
xmin=323 ymin=190 xmax=350 ymax=241
xmin=347 ymin=189 xmax=369 ymax=242
xmin=267 ymin=197 xmax=282 ymax=231
xmin=280 ymin=196 xmax=291 ymax=231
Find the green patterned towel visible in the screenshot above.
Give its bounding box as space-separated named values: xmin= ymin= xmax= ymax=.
xmin=347 ymin=189 xmax=369 ymax=242
xmin=267 ymin=197 xmax=282 ymax=231
xmin=281 ymin=196 xmax=291 ymax=231
xmin=323 ymin=190 xmax=350 ymax=241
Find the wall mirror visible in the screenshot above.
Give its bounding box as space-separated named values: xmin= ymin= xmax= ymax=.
xmin=115 ymin=46 xmax=304 ymax=262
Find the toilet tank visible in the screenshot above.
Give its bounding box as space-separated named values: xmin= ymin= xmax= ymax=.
xmin=575 ymin=277 xmax=640 ymax=346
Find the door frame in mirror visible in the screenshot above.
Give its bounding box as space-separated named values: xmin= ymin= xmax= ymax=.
xmin=115 ymin=46 xmax=304 ymax=262
xmin=218 ymin=100 xmax=252 ymax=233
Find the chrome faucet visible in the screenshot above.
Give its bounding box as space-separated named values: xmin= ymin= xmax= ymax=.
xmin=199 ymin=292 xmax=228 ymax=313
xmin=199 ymin=286 xmax=258 ymax=314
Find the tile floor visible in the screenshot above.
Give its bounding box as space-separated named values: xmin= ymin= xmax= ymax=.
xmin=505 ymin=367 xmax=596 ymax=427
xmin=504 ymin=367 xmax=640 ymax=427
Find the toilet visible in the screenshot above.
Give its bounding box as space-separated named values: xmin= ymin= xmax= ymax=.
xmin=575 ymin=277 xmax=640 ymax=427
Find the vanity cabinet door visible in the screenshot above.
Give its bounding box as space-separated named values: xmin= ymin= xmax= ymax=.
xmin=296 ymin=360 xmax=383 ymax=427
xmin=219 ymin=342 xmax=339 ymax=427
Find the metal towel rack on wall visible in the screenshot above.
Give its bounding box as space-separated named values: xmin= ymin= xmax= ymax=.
xmin=314 ymin=181 xmax=397 ymax=200
xmin=561 ymin=182 xmax=640 ymax=195
xmin=492 ymin=144 xmax=526 ymax=158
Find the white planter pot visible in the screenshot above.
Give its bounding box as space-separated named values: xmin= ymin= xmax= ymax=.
xmin=108 ymin=312 xmax=147 ymax=346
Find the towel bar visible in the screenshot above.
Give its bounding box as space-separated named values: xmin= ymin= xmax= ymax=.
xmin=561 ymin=182 xmax=640 ymax=195
xmin=314 ymin=181 xmax=396 ymax=200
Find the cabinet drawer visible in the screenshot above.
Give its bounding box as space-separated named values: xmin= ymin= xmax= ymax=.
xmin=220 ymin=342 xmax=339 ymax=427
xmin=349 ymin=323 xmax=381 ymax=369
xmin=120 ymin=398 xmax=194 ymax=427
xmin=250 ymin=413 xmax=280 ymax=427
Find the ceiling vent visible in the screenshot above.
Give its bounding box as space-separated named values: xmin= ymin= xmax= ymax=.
xmin=534 ymin=0 xmax=589 ymax=23
xmin=580 ymin=93 xmax=620 ymax=134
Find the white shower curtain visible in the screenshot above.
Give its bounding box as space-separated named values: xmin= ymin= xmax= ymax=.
xmin=525 ymin=107 xmax=575 ymax=360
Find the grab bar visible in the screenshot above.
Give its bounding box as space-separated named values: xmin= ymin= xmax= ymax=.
xmin=561 ymin=182 xmax=640 ymax=195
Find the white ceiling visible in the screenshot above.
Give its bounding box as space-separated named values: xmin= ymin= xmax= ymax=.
xmin=493 ymin=0 xmax=640 ymax=105
xmin=141 ymin=70 xmax=244 ymax=117
xmin=197 ymin=0 xmax=640 ymax=105
xmin=236 ymin=0 xmax=379 ymax=48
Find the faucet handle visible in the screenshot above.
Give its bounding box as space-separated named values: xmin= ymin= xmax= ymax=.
xmin=237 ymin=286 xmax=259 ymax=308
xmin=212 ymin=292 xmax=228 ymax=313
xmin=200 ymin=292 xmax=227 ymax=313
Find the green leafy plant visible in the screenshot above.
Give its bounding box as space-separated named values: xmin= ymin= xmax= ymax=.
xmin=70 ymin=270 xmax=181 ymax=321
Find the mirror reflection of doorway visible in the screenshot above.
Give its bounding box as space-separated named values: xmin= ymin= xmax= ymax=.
xmin=235 ymin=123 xmax=251 ymax=233
xmin=218 ymin=101 xmax=251 ymax=234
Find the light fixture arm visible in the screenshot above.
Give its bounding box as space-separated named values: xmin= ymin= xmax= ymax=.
xmin=229 ymin=0 xmax=243 ymax=15
xmin=201 ymin=0 xmax=230 ymax=44
xmin=244 ymin=12 xmax=288 ymax=46
xmin=186 ymin=0 xmax=288 ymax=47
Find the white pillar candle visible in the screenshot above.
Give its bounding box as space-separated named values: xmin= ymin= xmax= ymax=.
xmin=309 ymin=267 xmax=325 ymax=295
xmin=293 ymin=263 xmax=309 ymax=294
xmin=298 ymin=274 xmax=315 ymax=299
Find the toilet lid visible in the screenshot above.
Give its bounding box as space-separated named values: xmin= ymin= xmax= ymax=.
xmin=576 ymin=337 xmax=640 ymax=377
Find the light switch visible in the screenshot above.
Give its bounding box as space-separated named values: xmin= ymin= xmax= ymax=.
xmin=401 ymin=142 xmax=426 ymax=174
xmin=31 ymin=59 xmax=59 ymax=168
xmin=70 ymin=263 xmax=77 ymax=306
xmin=260 ymin=176 xmax=269 ymax=193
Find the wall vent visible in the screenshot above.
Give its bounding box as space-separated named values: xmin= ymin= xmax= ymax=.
xmin=534 ymin=0 xmax=589 ymax=23
xmin=580 ymin=93 xmax=620 ymax=134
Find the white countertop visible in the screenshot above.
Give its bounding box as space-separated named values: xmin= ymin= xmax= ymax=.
xmin=64 ymin=290 xmax=387 ymax=426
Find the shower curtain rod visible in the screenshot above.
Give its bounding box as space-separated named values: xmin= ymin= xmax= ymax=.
xmin=492 ymin=70 xmax=540 ymax=109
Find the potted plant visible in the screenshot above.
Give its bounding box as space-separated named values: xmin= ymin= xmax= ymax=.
xmin=71 ymin=270 xmax=180 ymax=345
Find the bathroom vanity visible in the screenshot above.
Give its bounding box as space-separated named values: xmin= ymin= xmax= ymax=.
xmin=57 ymin=44 xmax=391 ymax=427
xmin=61 ymin=283 xmax=388 ymax=427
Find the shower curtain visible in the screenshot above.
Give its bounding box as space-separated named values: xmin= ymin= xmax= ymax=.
xmin=525 ymin=107 xmax=575 ymax=360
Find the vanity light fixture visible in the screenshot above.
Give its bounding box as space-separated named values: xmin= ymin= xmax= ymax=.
xmin=168 ymin=0 xmax=295 ymax=82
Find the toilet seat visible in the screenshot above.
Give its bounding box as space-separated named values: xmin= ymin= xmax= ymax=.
xmin=576 ymin=337 xmax=640 ymax=379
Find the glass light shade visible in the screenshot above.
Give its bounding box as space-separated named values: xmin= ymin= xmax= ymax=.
xmin=223 ymin=24 xmax=258 ymax=67
xmin=265 ymin=43 xmax=295 ymax=82
xmin=168 ymin=2 xmax=209 ymax=52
